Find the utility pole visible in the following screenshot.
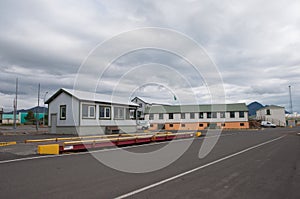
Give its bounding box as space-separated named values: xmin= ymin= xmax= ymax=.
xmin=36 ymin=83 xmax=40 ymax=131
xmin=288 ymin=85 xmax=293 ymax=114
xmin=43 ymin=91 xmax=48 ymax=126
xmin=13 ymin=78 xmax=18 ymax=130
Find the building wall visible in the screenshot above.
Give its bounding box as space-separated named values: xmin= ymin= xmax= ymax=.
xmin=146 ymin=111 xmax=249 ymax=131
xmin=256 ymin=107 xmax=286 ymax=126
xmin=145 ymin=111 xmax=248 ymax=123
xmin=51 ymin=125 xmax=137 ymax=135
xmin=20 ymin=112 xmax=44 ymax=124
xmin=48 ymin=92 xmax=80 ymax=127
xmin=148 ymin=121 xmax=249 ymax=131
xmin=223 ymin=122 xmax=249 ymax=129
xmin=48 ymin=93 xmax=137 ymax=134
xmin=2 ymin=113 xmax=45 ymax=124
xmin=79 ymin=101 xmax=137 ymax=126
xmin=1 ymin=114 xmax=20 ymax=124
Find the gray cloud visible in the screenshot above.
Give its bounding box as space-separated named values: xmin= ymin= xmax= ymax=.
xmin=0 ymin=0 xmax=299 ymax=113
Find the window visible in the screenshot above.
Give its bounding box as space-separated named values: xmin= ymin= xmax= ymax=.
xmin=169 ymin=124 xmax=173 ymax=127
xmin=181 ymin=124 xmax=185 ymax=127
xmin=150 ymin=124 xmax=153 ymax=127
xmin=212 ymin=112 xmax=217 ymax=118
xmin=137 ymin=111 xmax=142 ymax=118
xmin=169 ymin=113 xmax=174 ymax=119
xmin=222 ymin=123 xmax=226 ymax=127
xmin=239 ymin=111 xmax=245 ymax=118
xmin=207 ymin=112 xmax=212 ymax=118
xmin=99 ymin=106 xmax=111 ymax=119
xmin=159 ymin=113 xmax=164 ymax=120
xmin=181 ymin=113 xmax=185 ymax=119
xmin=190 ymin=113 xmax=195 ymax=119
xmin=220 ymin=112 xmax=225 ymax=118
xmin=82 ymin=104 xmax=96 ymax=119
xmin=126 ymin=108 xmax=136 ymax=119
xmin=240 ymin=123 xmax=245 ymax=126
xmin=230 ymin=111 xmax=235 ymax=118
xmin=114 ymin=107 xmax=125 ymax=120
xmin=60 ymin=105 xmax=66 ymax=120
xmin=266 ymin=109 xmax=271 ymax=115
xmin=199 ymin=112 xmax=204 ymax=119
xmin=149 ymin=113 xmax=154 ymax=120
xmin=139 ymin=103 xmax=143 ymax=108
xmin=199 ymin=123 xmax=203 ymax=127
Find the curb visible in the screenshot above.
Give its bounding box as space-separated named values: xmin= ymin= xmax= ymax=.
xmin=0 ymin=141 xmax=17 ymax=147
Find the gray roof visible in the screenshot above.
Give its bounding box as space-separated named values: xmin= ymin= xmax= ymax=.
xmin=145 ymin=103 xmax=248 ymax=114
xmin=46 ymin=88 xmax=138 ymax=106
xmin=131 ymin=96 xmax=171 ymax=105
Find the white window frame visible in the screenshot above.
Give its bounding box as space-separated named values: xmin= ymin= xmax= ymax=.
xmin=114 ymin=107 xmax=125 ymax=120
xmin=220 ymin=112 xmax=225 ymax=118
xmin=149 ymin=113 xmax=154 ymax=120
xmin=129 ymin=109 xmax=135 ymax=119
xmin=99 ymin=106 xmax=111 ymax=119
xmin=190 ymin=112 xmax=195 ymax=119
xmin=60 ymin=105 xmax=66 ymax=120
xmin=159 ymin=113 xmax=164 ymax=120
xmin=82 ymin=104 xmax=96 ymax=119
xmin=181 ymin=113 xmax=186 ymax=119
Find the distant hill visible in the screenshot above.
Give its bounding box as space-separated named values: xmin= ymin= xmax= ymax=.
xmin=247 ymin=101 xmax=264 ymax=116
xmin=4 ymin=106 xmax=48 ymax=114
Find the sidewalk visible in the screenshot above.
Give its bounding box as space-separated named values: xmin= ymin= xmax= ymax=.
xmin=0 ymin=125 xmax=49 ymax=136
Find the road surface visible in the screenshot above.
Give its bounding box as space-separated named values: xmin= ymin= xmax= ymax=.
xmin=0 ymin=128 xmax=299 ymax=199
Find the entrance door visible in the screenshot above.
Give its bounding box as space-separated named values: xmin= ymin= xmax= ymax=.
xmin=51 ymin=114 xmax=57 ymax=134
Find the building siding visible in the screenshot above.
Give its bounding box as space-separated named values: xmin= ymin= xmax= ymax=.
xmin=256 ymin=106 xmax=286 ymax=126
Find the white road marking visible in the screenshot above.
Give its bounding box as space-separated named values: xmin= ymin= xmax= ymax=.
xmin=114 ymin=135 xmax=286 ymax=199
xmin=0 ymin=132 xmax=257 ymax=164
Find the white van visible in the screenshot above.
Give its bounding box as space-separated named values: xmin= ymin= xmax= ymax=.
xmin=261 ymin=121 xmax=276 ymax=128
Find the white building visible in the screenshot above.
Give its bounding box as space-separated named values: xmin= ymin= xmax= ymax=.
xmin=131 ymin=96 xmax=171 ymax=120
xmin=256 ymin=105 xmax=286 ymax=127
xmin=144 ymin=103 xmax=249 ymax=130
xmin=46 ymin=88 xmax=138 ymax=135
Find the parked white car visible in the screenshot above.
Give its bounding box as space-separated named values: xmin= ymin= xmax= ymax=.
xmin=137 ymin=120 xmax=150 ymax=130
xmin=261 ymin=121 xmax=276 ymax=128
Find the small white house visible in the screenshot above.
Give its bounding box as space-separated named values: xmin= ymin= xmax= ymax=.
xmin=256 ymin=105 xmax=286 ymax=127
xmin=131 ymin=96 xmax=171 ymax=120
xmin=46 ymin=88 xmax=138 ymax=135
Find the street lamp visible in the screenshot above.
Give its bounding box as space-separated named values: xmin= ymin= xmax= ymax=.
xmin=43 ymin=91 xmax=48 ymax=126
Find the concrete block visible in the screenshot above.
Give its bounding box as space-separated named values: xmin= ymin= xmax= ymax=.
xmin=38 ymin=144 xmax=59 ymax=155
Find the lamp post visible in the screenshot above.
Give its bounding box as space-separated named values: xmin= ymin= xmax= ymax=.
xmin=43 ymin=91 xmax=48 ymax=126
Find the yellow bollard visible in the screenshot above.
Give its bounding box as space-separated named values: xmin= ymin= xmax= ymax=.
xmin=195 ymin=132 xmax=202 ymax=137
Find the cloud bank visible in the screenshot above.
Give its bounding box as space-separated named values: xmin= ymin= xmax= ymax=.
xmin=0 ymin=0 xmax=299 ymax=112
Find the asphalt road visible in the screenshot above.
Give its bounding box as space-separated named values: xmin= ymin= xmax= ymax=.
xmin=0 ymin=128 xmax=299 ymax=199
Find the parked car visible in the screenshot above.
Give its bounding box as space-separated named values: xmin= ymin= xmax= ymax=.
xmin=137 ymin=120 xmax=150 ymax=130
xmin=261 ymin=121 xmax=276 ymax=128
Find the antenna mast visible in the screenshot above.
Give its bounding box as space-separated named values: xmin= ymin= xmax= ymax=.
xmin=288 ymin=85 xmax=293 ymax=114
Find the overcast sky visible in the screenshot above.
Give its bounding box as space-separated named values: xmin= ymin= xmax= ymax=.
xmin=0 ymin=0 xmax=299 ymax=112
